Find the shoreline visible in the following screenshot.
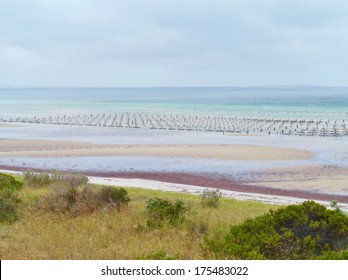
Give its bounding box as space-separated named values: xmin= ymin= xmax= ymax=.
xmin=1 ymin=165 xmax=347 ymax=204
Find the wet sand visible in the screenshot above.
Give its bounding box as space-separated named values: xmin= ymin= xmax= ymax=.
xmin=247 ymin=164 xmax=348 ymax=195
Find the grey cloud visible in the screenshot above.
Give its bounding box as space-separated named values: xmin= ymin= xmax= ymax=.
xmin=0 ymin=0 xmax=348 ymax=86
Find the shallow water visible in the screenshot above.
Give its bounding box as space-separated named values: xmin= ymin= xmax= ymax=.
xmin=0 ymin=156 xmax=311 ymax=179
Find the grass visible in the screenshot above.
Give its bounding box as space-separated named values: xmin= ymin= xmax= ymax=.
xmin=0 ymin=182 xmax=278 ymax=260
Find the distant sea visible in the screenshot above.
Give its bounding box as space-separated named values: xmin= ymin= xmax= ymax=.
xmin=1 ymin=86 xmax=348 ymax=120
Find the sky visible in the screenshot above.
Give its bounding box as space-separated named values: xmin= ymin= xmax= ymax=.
xmin=1 ymin=0 xmax=348 ymax=87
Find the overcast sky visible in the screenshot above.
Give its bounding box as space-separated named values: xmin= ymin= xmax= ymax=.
xmin=1 ymin=0 xmax=348 ymax=87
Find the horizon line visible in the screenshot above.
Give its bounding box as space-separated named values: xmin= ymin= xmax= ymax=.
xmin=1 ymin=84 xmax=348 ymax=90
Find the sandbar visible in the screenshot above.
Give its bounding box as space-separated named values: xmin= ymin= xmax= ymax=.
xmin=0 ymin=122 xmax=20 ymax=128
xmin=0 ymin=138 xmax=312 ymax=161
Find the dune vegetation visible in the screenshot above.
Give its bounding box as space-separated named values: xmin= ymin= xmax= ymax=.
xmin=0 ymin=171 xmax=347 ymax=260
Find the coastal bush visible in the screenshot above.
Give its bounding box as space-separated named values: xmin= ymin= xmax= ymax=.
xmin=206 ymin=201 xmax=348 ymax=260
xmin=40 ymin=184 xmax=130 ymax=217
xmin=99 ymin=187 xmax=130 ymax=211
xmin=23 ymin=171 xmax=51 ymax=188
xmin=200 ymin=188 xmax=222 ymax=208
xmin=146 ymin=197 xmax=190 ymax=227
xmin=55 ymin=173 xmax=89 ymax=205
xmin=35 ymin=172 xmax=90 ymax=214
xmin=0 ymin=173 xmax=23 ymax=223
xmin=314 ymin=249 xmax=348 ymax=260
xmin=23 ymin=170 xmax=88 ymax=191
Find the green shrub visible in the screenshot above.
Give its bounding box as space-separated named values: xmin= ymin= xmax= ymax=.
xmin=23 ymin=171 xmax=51 ymax=188
xmin=0 ymin=173 xmax=23 ymax=223
xmin=330 ymin=200 xmax=342 ymax=213
xmin=99 ymin=187 xmax=130 ymax=211
xmin=315 ymin=249 xmax=348 ymax=260
xmin=206 ymin=201 xmax=348 ymax=260
xmin=200 ymin=188 xmax=222 ymax=208
xmin=146 ymin=197 xmax=190 ymax=227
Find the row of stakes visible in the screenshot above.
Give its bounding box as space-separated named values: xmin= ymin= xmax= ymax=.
xmin=1 ymin=113 xmax=348 ymax=137
xmin=192 ymin=108 xmax=348 ymax=117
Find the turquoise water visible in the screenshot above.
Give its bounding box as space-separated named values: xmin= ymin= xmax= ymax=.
xmin=1 ymin=86 xmax=347 ymax=120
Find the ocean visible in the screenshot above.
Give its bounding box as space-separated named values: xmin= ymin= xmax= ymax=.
xmin=1 ymin=86 xmax=348 ymax=120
